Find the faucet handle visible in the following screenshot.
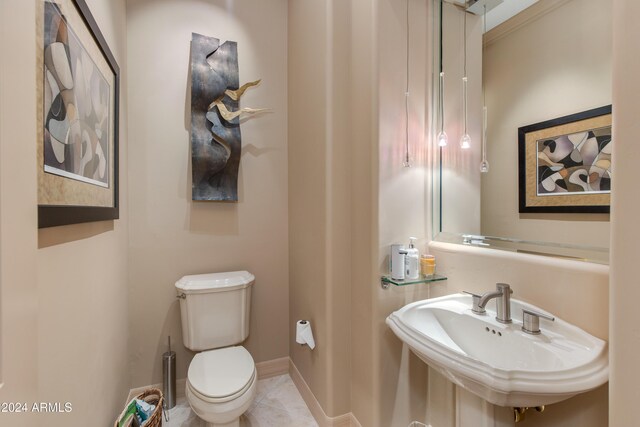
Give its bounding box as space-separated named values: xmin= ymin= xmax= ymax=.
xmin=463 ymin=291 xmax=485 ymax=314
xmin=522 ymin=309 xmax=555 ymax=335
xmin=496 ymin=283 xmax=513 ymax=294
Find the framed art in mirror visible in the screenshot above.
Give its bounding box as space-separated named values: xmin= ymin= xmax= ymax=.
xmin=37 ymin=0 xmax=119 ymax=228
xmin=518 ymin=105 xmax=612 ymax=214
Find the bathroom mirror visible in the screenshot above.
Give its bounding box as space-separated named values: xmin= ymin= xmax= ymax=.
xmin=432 ymin=0 xmax=611 ymax=263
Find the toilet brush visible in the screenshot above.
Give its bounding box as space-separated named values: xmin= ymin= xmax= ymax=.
xmin=162 ymin=336 xmax=176 ymax=411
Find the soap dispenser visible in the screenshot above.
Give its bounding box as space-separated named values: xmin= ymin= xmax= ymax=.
xmin=405 ymin=237 xmax=420 ymax=280
xmin=390 ymin=244 xmax=408 ymax=280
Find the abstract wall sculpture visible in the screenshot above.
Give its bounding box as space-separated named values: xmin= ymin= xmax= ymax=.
xmin=518 ymin=105 xmax=612 ymax=213
xmin=190 ymin=32 xmax=265 ymax=201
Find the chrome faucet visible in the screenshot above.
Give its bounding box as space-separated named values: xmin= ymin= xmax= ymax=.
xmin=465 ymin=283 xmax=513 ymax=324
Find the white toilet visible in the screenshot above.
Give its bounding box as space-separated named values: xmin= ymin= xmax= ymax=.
xmin=176 ymin=271 xmax=257 ymax=427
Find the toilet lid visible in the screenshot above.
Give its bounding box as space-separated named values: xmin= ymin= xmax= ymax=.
xmin=188 ymin=346 xmax=255 ymax=399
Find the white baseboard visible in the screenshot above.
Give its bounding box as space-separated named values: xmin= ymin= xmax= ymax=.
xmin=289 ymin=359 xmax=362 ymax=427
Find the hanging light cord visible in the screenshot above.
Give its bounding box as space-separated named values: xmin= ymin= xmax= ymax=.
xmin=436 ymin=0 xmax=447 ymax=148
xmin=480 ymin=4 xmax=490 ymax=172
xmin=438 ymin=1 xmax=445 ymax=138
xmin=404 ymin=0 xmax=411 ymax=167
xmin=482 ymin=5 xmax=486 ymax=111
xmin=463 ymin=11 xmax=468 ymax=136
xmin=463 ymin=11 xmax=467 ymax=78
xmin=438 ymin=0 xmax=444 ymax=136
xmin=439 ymin=73 xmax=445 ymax=133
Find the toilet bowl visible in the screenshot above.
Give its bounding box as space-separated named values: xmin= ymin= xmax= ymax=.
xmin=176 ymin=271 xmax=257 ymax=427
xmin=185 ymin=346 xmax=257 ymax=427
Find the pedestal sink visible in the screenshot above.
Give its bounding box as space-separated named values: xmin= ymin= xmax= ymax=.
xmin=386 ymin=293 xmax=608 ymax=407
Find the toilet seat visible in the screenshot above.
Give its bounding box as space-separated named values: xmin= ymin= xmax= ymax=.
xmin=187 ymin=346 xmax=256 ymax=403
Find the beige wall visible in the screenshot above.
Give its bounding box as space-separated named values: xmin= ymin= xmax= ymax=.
xmin=126 ymin=0 xmax=289 ymax=387
xmin=349 ymin=0 xmax=378 ymax=424
xmin=481 ymin=0 xmax=611 ymax=247
xmin=374 ymin=0 xmax=433 ymax=425
xmin=0 ymin=1 xmax=40 ymax=425
xmin=287 ymin=0 xmax=436 ymax=422
xmin=37 ymin=0 xmax=131 ymax=421
xmin=288 ymin=0 xmax=438 ymax=423
xmin=610 ymin=0 xmax=640 ymax=425
xmin=288 ymin=0 xmax=352 ymax=417
xmin=0 ymin=0 xmax=130 ymax=426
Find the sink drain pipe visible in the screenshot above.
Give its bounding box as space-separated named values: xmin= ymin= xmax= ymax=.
xmin=514 ymin=406 xmax=545 ymax=423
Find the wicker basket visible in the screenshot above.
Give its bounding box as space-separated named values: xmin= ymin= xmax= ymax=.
xmin=114 ymin=388 xmax=164 ymax=427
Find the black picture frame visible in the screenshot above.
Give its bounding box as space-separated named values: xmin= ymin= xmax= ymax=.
xmin=518 ymin=105 xmax=612 ymax=214
xmin=38 ymin=0 xmax=119 ymax=228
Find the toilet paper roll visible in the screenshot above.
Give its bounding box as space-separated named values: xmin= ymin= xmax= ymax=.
xmin=296 ymin=320 xmax=316 ymax=350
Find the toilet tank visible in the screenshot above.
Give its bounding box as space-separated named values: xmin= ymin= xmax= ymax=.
xmin=175 ymin=271 xmax=254 ymax=351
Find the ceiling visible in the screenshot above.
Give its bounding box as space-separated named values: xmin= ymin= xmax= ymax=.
xmin=448 ymin=0 xmax=540 ymax=32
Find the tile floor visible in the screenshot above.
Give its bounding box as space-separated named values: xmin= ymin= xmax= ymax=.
xmin=165 ymin=374 xmax=318 ymax=427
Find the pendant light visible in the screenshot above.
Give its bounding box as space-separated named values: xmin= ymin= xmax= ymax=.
xmin=437 ymin=72 xmax=448 ymax=147
xmin=479 ymin=4 xmax=490 ymax=172
xmin=403 ymin=0 xmax=412 ymax=167
xmin=436 ymin=0 xmax=449 ymax=148
xmin=480 ymin=107 xmax=489 ymax=172
xmin=460 ymin=11 xmax=471 ymax=149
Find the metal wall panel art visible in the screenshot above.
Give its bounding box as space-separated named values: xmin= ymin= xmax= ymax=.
xmin=190 ymin=33 xmax=264 ymax=201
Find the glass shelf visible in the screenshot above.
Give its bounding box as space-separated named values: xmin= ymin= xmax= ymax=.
xmin=381 ymin=274 xmax=448 ymax=288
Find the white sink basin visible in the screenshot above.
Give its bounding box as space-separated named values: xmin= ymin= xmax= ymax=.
xmin=386 ymin=293 xmax=608 ymax=407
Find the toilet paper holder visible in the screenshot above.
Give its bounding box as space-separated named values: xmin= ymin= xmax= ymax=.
xmin=296 ymin=320 xmax=316 ymax=349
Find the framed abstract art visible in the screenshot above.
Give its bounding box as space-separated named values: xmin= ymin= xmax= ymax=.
xmin=37 ymin=0 xmax=119 ymax=228
xmin=518 ymin=106 xmax=612 ymax=214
